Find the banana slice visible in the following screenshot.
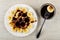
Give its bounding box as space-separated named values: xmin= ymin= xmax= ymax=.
xmin=17 ymin=28 xmax=22 ymax=32
xmin=30 ymin=17 xmax=35 ymax=22
xmin=22 ymin=29 xmax=28 ymax=33
xmin=47 ymin=5 xmax=54 ymax=13
xmin=9 ymin=22 xmax=15 ymax=27
xmin=15 ymin=12 xmax=19 ymax=18
xmin=10 ymin=10 xmax=16 ymax=15
xmin=8 ymin=16 xmax=12 ymax=21
xmin=12 ymin=27 xmax=16 ymax=32
xmin=21 ymin=8 xmax=27 ymax=13
xmin=27 ymin=12 xmax=33 ymax=17
xmin=27 ymin=23 xmax=32 ymax=29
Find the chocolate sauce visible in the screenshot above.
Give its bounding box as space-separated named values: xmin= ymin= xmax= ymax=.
xmin=18 ymin=13 xmax=21 ymax=16
xmin=22 ymin=13 xmax=27 ymax=17
xmin=27 ymin=22 xmax=30 ymax=26
xmin=25 ymin=17 xmax=30 ymax=22
xmin=15 ymin=21 xmax=20 ymax=28
xmin=31 ymin=21 xmax=34 ymax=23
xmin=13 ymin=17 xmax=17 ymax=20
xmin=17 ymin=10 xmax=20 ymax=12
xmin=11 ymin=9 xmax=35 ymax=29
xmin=19 ymin=18 xmax=22 ymax=22
xmin=20 ymin=21 xmax=25 ymax=27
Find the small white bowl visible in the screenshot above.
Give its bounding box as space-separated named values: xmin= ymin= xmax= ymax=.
xmin=4 ymin=4 xmax=38 ymax=37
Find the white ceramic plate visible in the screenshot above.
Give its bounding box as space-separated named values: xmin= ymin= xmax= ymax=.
xmin=4 ymin=4 xmax=38 ymax=37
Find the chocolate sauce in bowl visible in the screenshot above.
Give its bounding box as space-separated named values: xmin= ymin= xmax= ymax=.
xmin=41 ymin=5 xmax=55 ymax=19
